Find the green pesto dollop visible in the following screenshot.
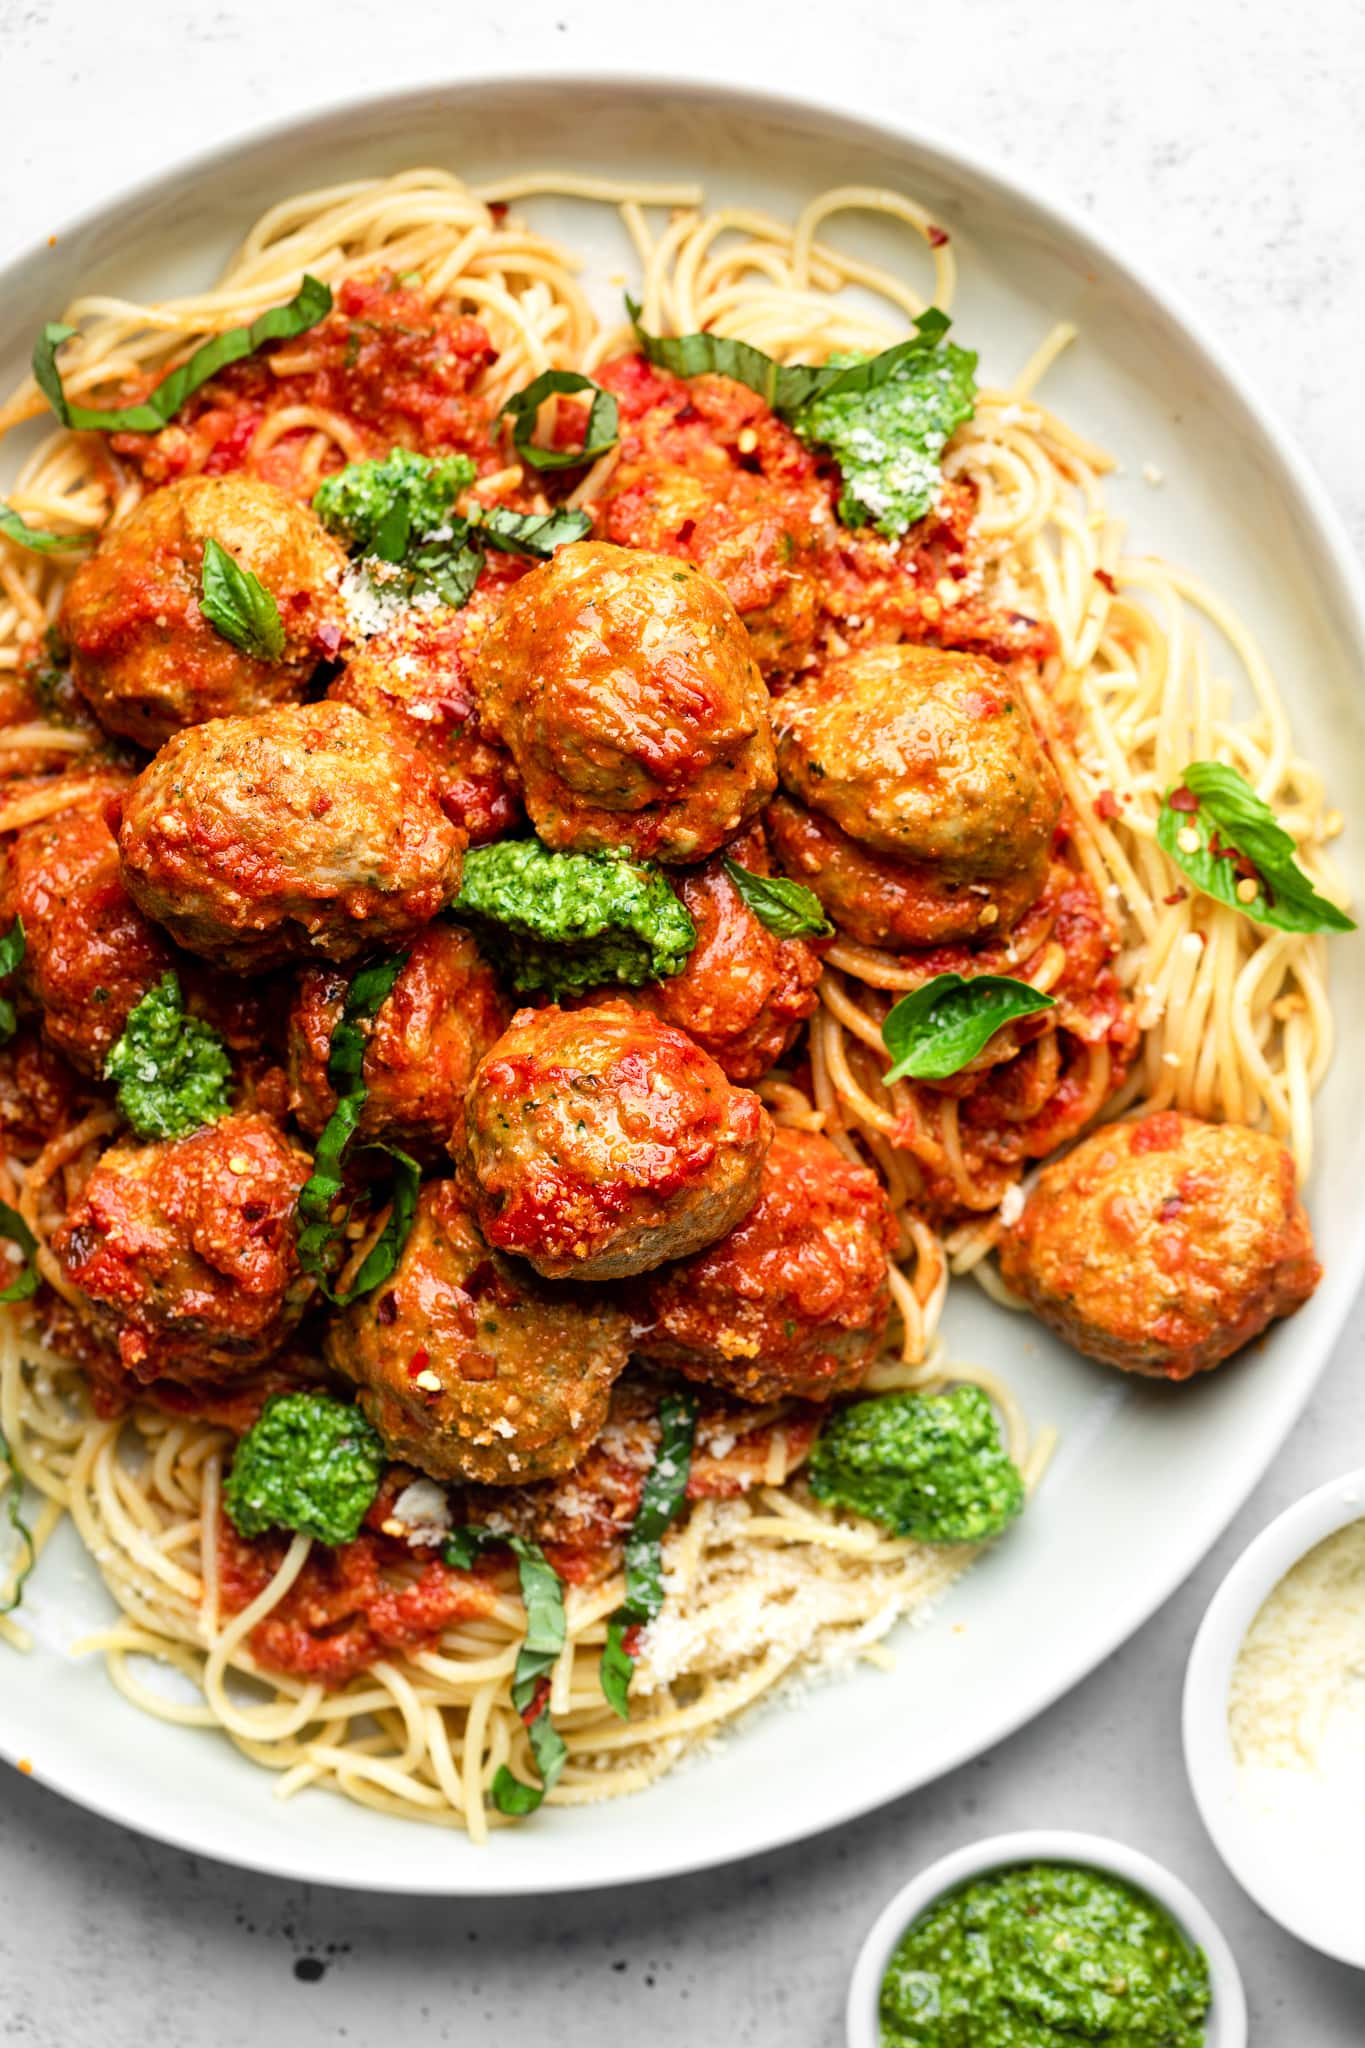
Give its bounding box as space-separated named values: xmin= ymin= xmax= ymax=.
xmin=881 ymin=1863 xmax=1211 ymax=2047
xmin=224 ymin=1392 xmax=385 ymax=1546
xmin=794 ymin=342 xmax=976 ymax=539
xmin=103 ymin=971 xmax=233 ymax=1141
xmin=312 ymin=447 xmax=477 ymax=558
xmin=453 ymin=839 xmax=696 ymax=998
xmin=807 ymin=1386 xmax=1023 ymax=1543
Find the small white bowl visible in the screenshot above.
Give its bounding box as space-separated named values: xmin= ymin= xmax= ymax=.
xmin=847 ymin=1829 xmax=1245 ymax=2047
xmin=1184 ymin=1464 xmax=1365 ymax=1969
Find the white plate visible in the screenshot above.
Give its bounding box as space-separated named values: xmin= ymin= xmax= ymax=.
xmin=2 ymin=75 xmax=1363 ymax=1895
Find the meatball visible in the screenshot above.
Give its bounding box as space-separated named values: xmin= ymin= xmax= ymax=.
xmin=324 ymin=1179 xmax=631 ymax=1486
xmin=623 ymin=823 xmax=826 ymax=1081
xmin=770 ymin=644 xmax=1061 ymax=946
xmin=327 ymin=581 xmax=522 ymax=844
xmin=459 ymin=1000 xmax=772 ymax=1281
xmin=0 ymin=778 xmax=172 ymax=1072
xmin=60 ymin=475 xmax=347 ymax=746
xmin=632 ymin=1128 xmax=896 ymax=1402
xmin=52 ymin=1111 xmax=312 ymax=1387
xmin=287 ymin=922 xmax=509 ymax=1156
xmin=998 ymin=1110 xmax=1320 ymax=1379
xmin=0 ymin=1029 xmax=100 ymax=1160
xmin=474 ymin=540 xmax=776 ymax=862
xmin=115 ymin=700 xmax=465 ymax=971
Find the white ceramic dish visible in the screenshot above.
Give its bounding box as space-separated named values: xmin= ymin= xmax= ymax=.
xmin=846 ymin=1829 xmax=1246 ymax=2048
xmin=1 ymin=75 xmax=1363 ymax=1895
xmin=1184 ymin=1467 xmax=1365 ymax=1969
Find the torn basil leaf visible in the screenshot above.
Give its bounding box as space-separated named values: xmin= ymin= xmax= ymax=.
xmin=881 ymin=972 xmax=1055 ymax=1084
xmin=476 ymin=505 xmax=592 ymax=560
xmin=600 ymin=1390 xmax=698 ymax=1719
xmin=1157 ymin=761 xmax=1355 ymax=935
xmin=199 ymin=538 xmax=286 ymax=662
xmin=34 ymin=275 xmax=332 ymax=434
xmin=500 ymin=369 xmax=619 ymax=472
xmin=0 ymin=916 xmax=25 ymax=1045
xmin=445 ymin=1526 xmax=568 ymax=1816
xmin=0 ymin=503 xmax=86 ymax=554
xmin=0 ymin=1201 xmax=40 ymax=1306
xmin=722 ymin=859 xmax=832 ymax=940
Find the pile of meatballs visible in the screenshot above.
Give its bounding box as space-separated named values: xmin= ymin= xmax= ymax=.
xmin=4 ymin=466 xmax=1323 ymax=1514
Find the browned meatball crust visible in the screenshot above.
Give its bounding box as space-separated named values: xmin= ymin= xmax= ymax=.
xmin=115 ymin=701 xmax=465 ymax=971
xmin=324 ymin=1179 xmax=631 ymax=1486
xmin=287 ymin=922 xmax=509 ymax=1156
xmin=998 ymin=1109 xmax=1320 ymax=1379
xmin=459 ymin=1000 xmax=772 ymax=1281
xmin=52 ymin=1112 xmax=312 ymax=1387
xmin=474 ymin=541 xmax=776 ymax=862
xmin=632 ymin=1128 xmax=896 ymax=1402
xmin=60 ymin=476 xmax=347 ymax=746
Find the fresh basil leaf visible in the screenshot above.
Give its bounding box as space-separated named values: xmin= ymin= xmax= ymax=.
xmin=1157 ymin=761 xmax=1355 ymax=935
xmin=628 ymin=298 xmax=953 ymax=420
xmin=0 ymin=916 xmax=24 ymax=1047
xmin=599 ymin=1389 xmax=698 ymax=1719
xmin=34 ymin=275 xmax=332 ymax=434
xmin=405 ymin=535 xmax=486 ymax=609
xmin=500 ymin=369 xmax=620 ymax=472
xmin=446 ymin=1526 xmax=569 ymax=1817
xmin=198 ymin=537 xmax=286 ymax=663
xmin=475 ymin=505 xmax=593 ymax=560
xmin=0 ymin=1200 xmax=40 ymax=1306
xmin=881 ymin=972 xmax=1055 ymax=1084
xmin=491 ymin=1706 xmax=568 ymax=1817
xmin=0 ymin=1425 xmax=36 ymax=1615
xmin=295 ymin=951 xmax=418 ymax=1303
xmin=722 ymin=858 xmax=833 ymax=939
xmin=0 ymin=502 xmax=86 ymax=554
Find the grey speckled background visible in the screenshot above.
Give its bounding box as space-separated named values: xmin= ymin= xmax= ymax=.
xmin=1 ymin=4 xmax=1364 ymax=2040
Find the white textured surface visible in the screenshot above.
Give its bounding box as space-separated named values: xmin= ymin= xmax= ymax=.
xmin=1 ymin=1 xmax=1363 ymax=2040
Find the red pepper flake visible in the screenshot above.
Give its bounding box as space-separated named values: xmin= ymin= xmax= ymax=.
xmin=488 ymin=201 xmax=508 ymax=222
xmin=927 ymin=224 xmax=950 ymax=248
xmin=376 ymin=1292 xmax=398 ymax=1326
xmin=1158 ymin=1195 xmax=1184 ymax=1221
xmin=407 ymin=1348 xmax=431 ymax=1378
xmin=1094 ymin=568 xmax=1117 ymax=593
xmin=1094 ymin=789 xmax=1123 ymax=822
xmin=1168 ymin=786 xmax=1200 ymax=813
xmin=622 ymin=1623 xmax=644 ymax=1657
xmin=316 ymin=620 xmax=342 ymax=658
xmin=1163 ymin=887 xmax=1188 ymax=905
xmin=676 ymin=518 xmax=696 ymax=545
xmin=520 ymin=1677 xmax=552 ymax=1725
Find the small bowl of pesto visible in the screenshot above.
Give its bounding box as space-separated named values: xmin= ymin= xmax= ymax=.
xmin=846 ymin=1830 xmax=1246 ymax=2048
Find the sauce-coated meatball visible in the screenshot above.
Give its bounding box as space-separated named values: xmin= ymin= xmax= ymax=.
xmin=998 ymin=1110 xmax=1320 ymax=1379
xmin=474 ymin=541 xmax=776 ymax=862
xmin=623 ymin=823 xmax=826 ymax=1081
xmin=632 ymin=1128 xmax=896 ymax=1402
xmin=0 ymin=779 xmax=171 ymax=1072
xmin=324 ymin=1179 xmax=631 ymax=1485
xmin=60 ymin=476 xmax=347 ymax=746
xmin=326 ymin=582 xmax=521 ymax=845
xmin=287 ymin=923 xmax=509 ymax=1156
xmin=770 ymin=644 xmax=1061 ymax=946
xmin=459 ymin=1000 xmax=772 ymax=1281
xmin=116 ymin=701 xmax=465 ymax=971
xmin=52 ymin=1112 xmax=312 ymax=1386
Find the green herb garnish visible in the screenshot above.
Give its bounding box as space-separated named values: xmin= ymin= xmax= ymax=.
xmin=0 ymin=916 xmax=25 ymax=1045
xmin=0 ymin=1426 xmax=35 ymax=1615
xmin=600 ymin=1390 xmax=698 ymax=1719
xmin=500 ymin=369 xmax=619 ymax=472
xmin=1158 ymin=761 xmax=1355 ymax=935
xmin=809 ymin=1386 xmax=1024 ymax=1543
xmin=198 ymin=537 xmax=286 ymax=662
xmin=454 ymin=840 xmax=696 ymax=997
xmin=881 ymin=972 xmax=1055 ymax=1083
xmin=34 ymin=275 xmax=333 ymax=434
xmin=446 ymin=1526 xmax=568 ymax=1816
xmin=103 ymin=971 xmax=233 ymax=1140
xmin=294 ymin=952 xmax=420 ymax=1304
xmin=0 ymin=1203 xmax=40 ymax=1307
xmin=0 ymin=503 xmax=86 ymax=554
xmin=223 ymin=1392 xmax=386 ymax=1545
xmin=722 ymin=859 xmax=832 ymax=939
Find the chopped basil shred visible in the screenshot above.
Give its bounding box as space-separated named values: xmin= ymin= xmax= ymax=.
xmin=721 ymin=859 xmax=832 ymax=940
xmin=1158 ymin=760 xmax=1355 ymax=935
xmin=0 ymin=502 xmax=86 ymax=554
xmin=198 ymin=537 xmax=286 ymax=662
xmin=500 ymin=369 xmax=620 ymax=471
xmin=0 ymin=1201 xmax=40 ymax=1306
xmin=104 ymin=971 xmax=234 ymax=1140
xmin=445 ymin=1526 xmax=568 ymax=1815
xmin=33 ymin=274 xmax=332 ymax=434
xmin=600 ymin=1390 xmax=699 ymax=1719
xmin=881 ymin=972 xmax=1055 ymax=1083
xmin=0 ymin=1425 xmax=36 ymax=1615
xmin=0 ymin=915 xmax=25 ymax=1045
xmin=295 ymin=952 xmax=420 ymax=1304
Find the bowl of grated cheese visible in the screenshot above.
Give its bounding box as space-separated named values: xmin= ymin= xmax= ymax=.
xmin=1184 ymin=1466 xmax=1365 ymax=1968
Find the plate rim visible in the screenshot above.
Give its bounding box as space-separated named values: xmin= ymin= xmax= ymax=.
xmin=3 ymin=67 xmax=1363 ymax=1895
